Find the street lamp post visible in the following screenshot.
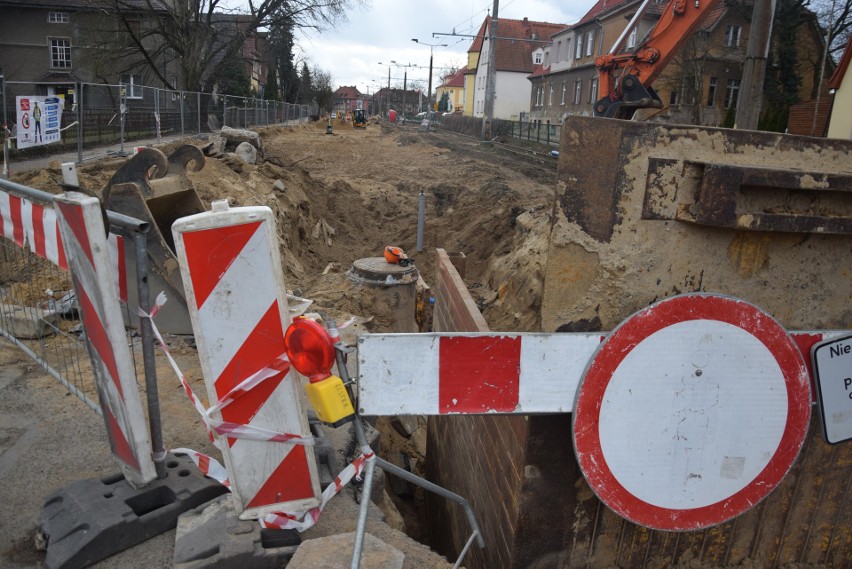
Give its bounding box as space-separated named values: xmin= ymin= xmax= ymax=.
xmin=378 ymin=61 xmax=395 ymax=116
xmin=412 ymin=39 xmax=447 ymax=117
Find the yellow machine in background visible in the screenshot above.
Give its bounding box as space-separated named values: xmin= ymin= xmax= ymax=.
xmin=353 ymin=109 xmax=366 ymax=128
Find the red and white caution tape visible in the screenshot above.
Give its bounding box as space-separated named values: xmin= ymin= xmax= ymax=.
xmin=173 ymin=445 xmax=375 ymax=532
xmin=141 ymin=292 xmax=313 ymax=446
xmin=260 ymin=444 xmax=376 ymax=532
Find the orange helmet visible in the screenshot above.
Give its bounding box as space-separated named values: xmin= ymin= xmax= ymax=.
xmin=384 ymin=246 xmax=406 ymax=264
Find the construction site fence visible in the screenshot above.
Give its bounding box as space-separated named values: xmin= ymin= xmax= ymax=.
xmin=0 ymin=177 xmax=155 ymax=420
xmin=439 ymin=113 xmax=562 ymax=147
xmin=1 ymin=80 xmax=316 ymax=175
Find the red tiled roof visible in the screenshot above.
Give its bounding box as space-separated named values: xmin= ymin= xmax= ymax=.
xmin=528 ymin=64 xmax=550 ymax=78
xmin=828 ymin=35 xmax=852 ymax=90
xmin=334 ymin=86 xmax=361 ymax=99
xmin=576 ymin=0 xmax=636 ymax=26
xmin=468 ymin=17 xmax=489 ymax=54
xmin=488 ymin=18 xmax=565 ymax=73
xmin=439 ymin=67 xmax=466 ymax=88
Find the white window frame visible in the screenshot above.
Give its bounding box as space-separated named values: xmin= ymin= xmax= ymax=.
xmin=549 ymin=86 xmax=554 ymax=106
xmin=588 ymin=77 xmax=598 ymax=104
xmin=575 ymin=34 xmax=584 ymax=59
xmin=48 ymin=12 xmax=69 ymax=23
xmin=573 ymin=80 xmax=582 ymax=104
xmin=561 ymin=81 xmax=567 ymax=105
xmin=586 ymin=30 xmax=596 ymax=57
xmin=626 ymin=27 xmax=638 ymax=49
xmin=49 ymin=37 xmax=72 ymax=69
xmin=534 ymin=51 xmax=543 ymax=65
xmin=120 ymin=74 xmax=144 ymax=99
xmin=725 ymin=25 xmax=741 ymax=47
xmin=724 ymin=78 xmax=741 ymax=108
xmin=707 ymin=76 xmax=718 ymax=107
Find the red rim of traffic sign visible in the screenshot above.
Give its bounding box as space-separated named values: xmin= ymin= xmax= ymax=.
xmin=572 ymin=293 xmax=811 ymax=531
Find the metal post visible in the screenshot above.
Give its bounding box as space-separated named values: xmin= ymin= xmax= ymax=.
xmin=197 ymin=92 xmax=201 ymax=134
xmin=223 ymin=95 xmax=227 ymax=128
xmin=1 ymin=70 xmax=9 ymax=179
xmin=180 ymin=91 xmax=185 ymax=135
xmin=77 ymin=82 xmax=83 ymax=163
xmin=416 ymin=190 xmax=425 ymax=252
xmin=132 ymin=231 xmax=166 ymax=478
xmin=119 ymin=85 xmax=126 ymax=155
xmin=546 ymin=120 xmax=551 ymax=145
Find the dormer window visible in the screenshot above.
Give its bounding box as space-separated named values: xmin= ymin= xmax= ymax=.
xmin=534 ymin=51 xmax=543 ymax=64
xmin=48 ymin=12 xmax=69 ymax=23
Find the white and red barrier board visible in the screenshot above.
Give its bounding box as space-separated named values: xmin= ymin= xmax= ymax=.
xmin=572 ymin=294 xmax=812 ymax=531
xmin=0 ymin=190 xmax=128 ymax=301
xmin=357 ymin=332 xmax=604 ymax=415
xmin=172 ymin=204 xmax=321 ymax=519
xmin=54 ymin=192 xmax=156 ymax=487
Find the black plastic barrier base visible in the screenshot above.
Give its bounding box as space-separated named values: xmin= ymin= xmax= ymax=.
xmin=173 ymin=494 xmax=300 ymax=568
xmin=41 ymin=452 xmax=229 ymax=569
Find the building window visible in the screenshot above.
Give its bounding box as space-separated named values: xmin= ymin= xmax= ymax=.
xmin=171 ymin=76 xmax=178 ymax=101
xmin=555 ymin=41 xmax=562 ymax=61
xmin=535 ymin=87 xmax=543 ymax=107
xmin=724 ymin=79 xmax=741 ymax=108
xmin=549 ymin=86 xmax=554 ymax=106
xmin=120 ymin=74 xmax=143 ymax=99
xmin=573 ymin=80 xmax=582 ymax=104
xmin=575 ymin=34 xmax=584 ymax=59
xmin=561 ymin=81 xmax=567 ymax=105
xmin=49 ymin=38 xmax=72 ymax=69
xmin=586 ymin=30 xmax=596 ymax=56
xmin=626 ymin=27 xmax=638 ymax=49
xmin=48 ymin=12 xmax=69 ymax=23
xmin=725 ymin=25 xmax=741 ymax=47
xmin=706 ymin=76 xmax=717 ymax=107
xmin=588 ymin=77 xmax=598 ymax=103
xmin=534 ymin=51 xmax=543 ymax=64
xmin=670 ymin=90 xmax=679 ymax=105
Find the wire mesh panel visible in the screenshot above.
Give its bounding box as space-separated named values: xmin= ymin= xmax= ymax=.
xmin=0 ymin=204 xmax=100 ymax=412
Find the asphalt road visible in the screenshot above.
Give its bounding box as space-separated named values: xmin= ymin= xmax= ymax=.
xmin=0 ymin=339 xmax=174 ymax=568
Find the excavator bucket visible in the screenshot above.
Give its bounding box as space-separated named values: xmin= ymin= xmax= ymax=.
xmin=103 ymin=145 xmax=207 ymax=334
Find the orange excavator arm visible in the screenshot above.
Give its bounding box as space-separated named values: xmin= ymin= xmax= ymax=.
xmin=594 ymin=0 xmax=723 ymax=118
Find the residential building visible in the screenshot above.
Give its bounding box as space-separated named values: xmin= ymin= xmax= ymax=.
xmin=0 ymin=0 xmax=269 ymax=108
xmin=332 ymin=85 xmax=362 ymax=113
xmin=462 ymin=19 xmax=487 ymax=116
xmin=435 ymin=67 xmax=466 ymax=113
xmin=471 ymin=16 xmax=565 ymax=120
xmin=528 ymin=0 xmax=831 ymax=128
xmin=828 ymin=36 xmax=852 ymax=139
xmin=528 ymin=0 xmax=666 ymax=123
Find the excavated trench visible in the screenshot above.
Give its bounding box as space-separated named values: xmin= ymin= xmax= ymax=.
xmin=10 ymin=120 xmax=560 ymax=550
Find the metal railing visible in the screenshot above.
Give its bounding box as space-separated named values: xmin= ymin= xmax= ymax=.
xmin=1 ymin=80 xmax=316 ymax=175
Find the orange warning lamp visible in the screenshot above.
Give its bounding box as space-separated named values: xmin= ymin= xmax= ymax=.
xmin=284 ymin=317 xmax=355 ymax=426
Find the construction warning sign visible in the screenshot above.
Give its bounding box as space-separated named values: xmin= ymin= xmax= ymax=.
xmin=812 ymin=334 xmax=852 ymax=444
xmin=572 ymin=294 xmax=812 ymax=531
xmin=16 ymin=95 xmax=64 ymax=149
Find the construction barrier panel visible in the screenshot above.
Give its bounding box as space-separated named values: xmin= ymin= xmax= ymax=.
xmin=54 ymin=192 xmax=156 ymax=486
xmin=172 ymin=201 xmax=321 ymax=518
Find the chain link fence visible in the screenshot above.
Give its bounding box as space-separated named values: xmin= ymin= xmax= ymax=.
xmin=1 ymin=80 xmax=316 ymax=176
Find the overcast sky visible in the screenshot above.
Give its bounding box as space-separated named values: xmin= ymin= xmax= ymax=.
xmin=295 ymin=0 xmax=599 ymax=94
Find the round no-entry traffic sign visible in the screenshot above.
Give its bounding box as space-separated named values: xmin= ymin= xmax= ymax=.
xmin=572 ymin=294 xmax=811 ymax=531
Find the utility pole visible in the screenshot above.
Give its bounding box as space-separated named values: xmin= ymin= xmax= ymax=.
xmin=482 ymin=0 xmax=499 ymax=139
xmin=735 ymin=0 xmax=776 ymax=130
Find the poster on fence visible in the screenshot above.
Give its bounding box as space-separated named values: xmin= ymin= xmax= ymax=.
xmin=16 ymin=96 xmax=64 ymax=149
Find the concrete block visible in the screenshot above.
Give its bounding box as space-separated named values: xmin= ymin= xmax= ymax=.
xmin=1 ymin=304 xmax=58 ymax=339
xmin=288 ymin=532 xmax=404 ymax=569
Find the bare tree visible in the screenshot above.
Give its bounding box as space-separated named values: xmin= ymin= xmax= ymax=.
xmin=811 ymin=0 xmax=852 ymax=57
xmin=84 ymin=0 xmax=362 ymax=93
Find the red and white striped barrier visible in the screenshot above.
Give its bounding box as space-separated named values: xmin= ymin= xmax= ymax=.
xmin=54 ymin=192 xmax=156 ymax=486
xmin=357 ymin=329 xmax=846 ymax=416
xmin=172 ymin=202 xmax=321 ymax=519
xmin=0 ymin=190 xmax=128 ymax=301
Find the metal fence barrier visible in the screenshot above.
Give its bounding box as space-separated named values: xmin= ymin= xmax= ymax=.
xmin=0 ymin=178 xmax=157 ymax=428
xmin=1 ymin=80 xmax=316 ymax=175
